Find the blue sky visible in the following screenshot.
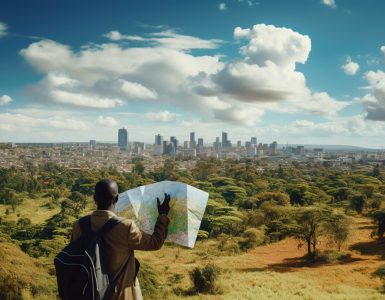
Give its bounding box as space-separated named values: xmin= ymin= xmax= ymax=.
xmin=1 ymin=0 xmax=385 ymax=147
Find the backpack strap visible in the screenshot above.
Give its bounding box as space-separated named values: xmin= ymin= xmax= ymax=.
xmin=78 ymin=215 xmax=92 ymax=235
xmin=98 ymin=216 xmax=125 ymax=236
xmin=78 ymin=215 xmax=124 ymax=236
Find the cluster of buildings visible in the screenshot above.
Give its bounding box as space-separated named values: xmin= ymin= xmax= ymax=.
xmin=0 ymin=128 xmax=384 ymax=172
xmin=116 ymin=128 xmax=279 ymax=158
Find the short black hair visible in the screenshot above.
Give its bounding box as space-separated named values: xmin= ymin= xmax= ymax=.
xmin=94 ymin=179 xmax=119 ymax=210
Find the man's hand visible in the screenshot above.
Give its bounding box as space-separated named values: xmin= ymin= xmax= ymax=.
xmin=157 ymin=193 xmax=171 ymax=215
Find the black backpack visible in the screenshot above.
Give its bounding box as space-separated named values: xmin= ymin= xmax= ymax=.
xmin=54 ymin=215 xmax=129 ymax=300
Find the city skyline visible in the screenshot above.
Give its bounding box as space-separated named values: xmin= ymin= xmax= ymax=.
xmin=1 ymin=1 xmax=385 ymax=147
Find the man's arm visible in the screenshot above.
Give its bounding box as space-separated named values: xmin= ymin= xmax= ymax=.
xmin=126 ymin=214 xmax=169 ymax=250
xmin=126 ymin=194 xmax=171 ymax=251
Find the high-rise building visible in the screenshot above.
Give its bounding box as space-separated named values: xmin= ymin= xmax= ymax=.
xmin=222 ymin=132 xmax=228 ymax=148
xmin=89 ymin=140 xmax=96 ymax=150
xmin=198 ymin=138 xmax=204 ymax=148
xmin=118 ymin=128 xmax=128 ymax=151
xmin=170 ymin=136 xmax=178 ymax=150
xmin=162 ymin=140 xmax=175 ymax=155
xmin=190 ymin=132 xmax=196 ymax=148
xmin=237 ymin=140 xmax=242 ymax=147
xmin=155 ymin=134 xmax=163 ymax=145
xmin=251 ymin=137 xmax=257 ymax=145
xmin=213 ymin=137 xmax=221 ymax=151
xmin=270 ymin=141 xmax=278 ymax=155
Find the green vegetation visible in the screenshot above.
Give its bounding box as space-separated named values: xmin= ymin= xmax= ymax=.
xmin=0 ymin=158 xmax=385 ymax=298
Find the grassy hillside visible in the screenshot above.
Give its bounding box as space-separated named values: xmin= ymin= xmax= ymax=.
xmin=0 ymin=235 xmax=56 ymax=299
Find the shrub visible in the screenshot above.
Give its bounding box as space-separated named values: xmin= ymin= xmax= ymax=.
xmin=313 ymin=250 xmax=352 ymax=263
xmin=217 ymin=234 xmax=241 ymax=255
xmin=189 ymin=264 xmax=221 ymax=294
xmin=373 ymin=264 xmax=385 ymax=279
xmin=197 ymin=230 xmax=209 ymax=240
xmin=239 ymin=228 xmax=265 ymax=251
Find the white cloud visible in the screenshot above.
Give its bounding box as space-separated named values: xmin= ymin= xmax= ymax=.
xmin=0 ymin=95 xmax=12 ymax=105
xmin=119 ymin=80 xmax=158 ymax=100
xmin=191 ymin=24 xmax=345 ymax=122
xmin=0 ymin=113 xmax=88 ymax=132
xmin=341 ymin=56 xmax=359 ymax=75
xmin=103 ymin=30 xmax=222 ymax=50
xmin=20 ymin=24 xmax=345 ymax=126
xmin=322 ymin=0 xmax=336 ymax=8
xmin=234 ymin=24 xmax=311 ymax=69
xmin=361 ymin=70 xmax=385 ymax=121
xmin=144 ymin=111 xmax=177 ymax=122
xmin=219 ymin=3 xmax=227 ymax=11
xmin=97 ymin=116 xmax=118 ymax=127
xmin=0 ymin=22 xmax=7 ymax=38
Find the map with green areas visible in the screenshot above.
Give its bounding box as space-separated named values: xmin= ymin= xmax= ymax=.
xmin=115 ymin=181 xmax=209 ymax=248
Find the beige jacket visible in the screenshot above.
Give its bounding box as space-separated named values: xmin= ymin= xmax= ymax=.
xmin=71 ymin=210 xmax=169 ymax=300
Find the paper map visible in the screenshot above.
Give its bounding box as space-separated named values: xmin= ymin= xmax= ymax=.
xmin=115 ymin=181 xmax=209 ymax=248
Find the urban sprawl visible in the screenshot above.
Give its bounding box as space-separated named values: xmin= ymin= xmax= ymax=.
xmin=1 ymin=128 xmax=384 ymax=172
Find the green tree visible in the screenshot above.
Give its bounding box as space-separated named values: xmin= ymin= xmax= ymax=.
xmin=291 ymin=207 xmax=330 ymax=257
xmin=323 ymin=213 xmax=351 ymax=251
xmin=372 ymin=209 xmax=385 ymax=238
xmin=349 ymin=194 xmax=366 ymax=213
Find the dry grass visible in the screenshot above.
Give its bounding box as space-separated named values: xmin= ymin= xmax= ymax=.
xmin=0 ymin=194 xmax=60 ymax=224
xmin=137 ymin=217 xmax=385 ymax=300
xmin=0 ymin=241 xmax=56 ymax=299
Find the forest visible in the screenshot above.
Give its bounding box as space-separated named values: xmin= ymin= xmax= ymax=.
xmin=1 ymin=158 xmax=385 ymax=299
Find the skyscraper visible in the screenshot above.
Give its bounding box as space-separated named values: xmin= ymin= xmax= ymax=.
xmin=213 ymin=137 xmax=221 ymax=151
xmin=197 ymin=138 xmax=204 ymax=148
xmin=251 ymin=137 xmax=257 ymax=145
xmin=118 ymin=128 xmax=128 ymax=151
xmin=170 ymin=136 xmax=178 ymax=150
xmin=222 ymin=131 xmax=228 ymax=148
xmin=190 ymin=132 xmax=196 ymax=148
xmin=155 ymin=134 xmax=163 ymax=145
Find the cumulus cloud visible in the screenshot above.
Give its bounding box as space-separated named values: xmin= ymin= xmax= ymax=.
xmin=362 ymin=70 xmax=385 ymax=121
xmin=144 ymin=111 xmax=177 ymax=122
xmin=191 ymin=24 xmax=345 ymax=121
xmin=341 ymin=56 xmax=359 ymax=75
xmin=97 ymin=116 xmax=118 ymax=127
xmin=234 ymin=24 xmax=311 ymax=69
xmin=219 ymin=3 xmax=227 ymax=11
xmin=0 ymin=95 xmax=12 ymax=105
xmin=20 ymin=38 xmax=221 ymax=109
xmin=0 ymin=22 xmax=7 ymax=37
xmin=20 ymin=24 xmax=345 ymax=125
xmin=322 ymin=0 xmax=336 ymax=8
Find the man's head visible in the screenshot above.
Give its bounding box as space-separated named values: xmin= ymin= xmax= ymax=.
xmin=94 ymin=179 xmax=119 ymax=210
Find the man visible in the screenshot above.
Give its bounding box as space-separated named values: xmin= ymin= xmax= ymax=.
xmin=71 ymin=179 xmax=170 ymax=300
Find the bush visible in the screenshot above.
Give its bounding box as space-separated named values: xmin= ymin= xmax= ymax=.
xmin=239 ymin=228 xmax=265 ymax=251
xmin=313 ymin=250 xmax=352 ymax=263
xmin=373 ymin=264 xmax=385 ymax=279
xmin=373 ymin=264 xmax=385 ymax=292
xmin=217 ymin=234 xmax=241 ymax=255
xmin=197 ymin=230 xmax=209 ymax=240
xmin=189 ymin=264 xmax=221 ymax=294
xmin=0 ymin=274 xmax=24 ymax=300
